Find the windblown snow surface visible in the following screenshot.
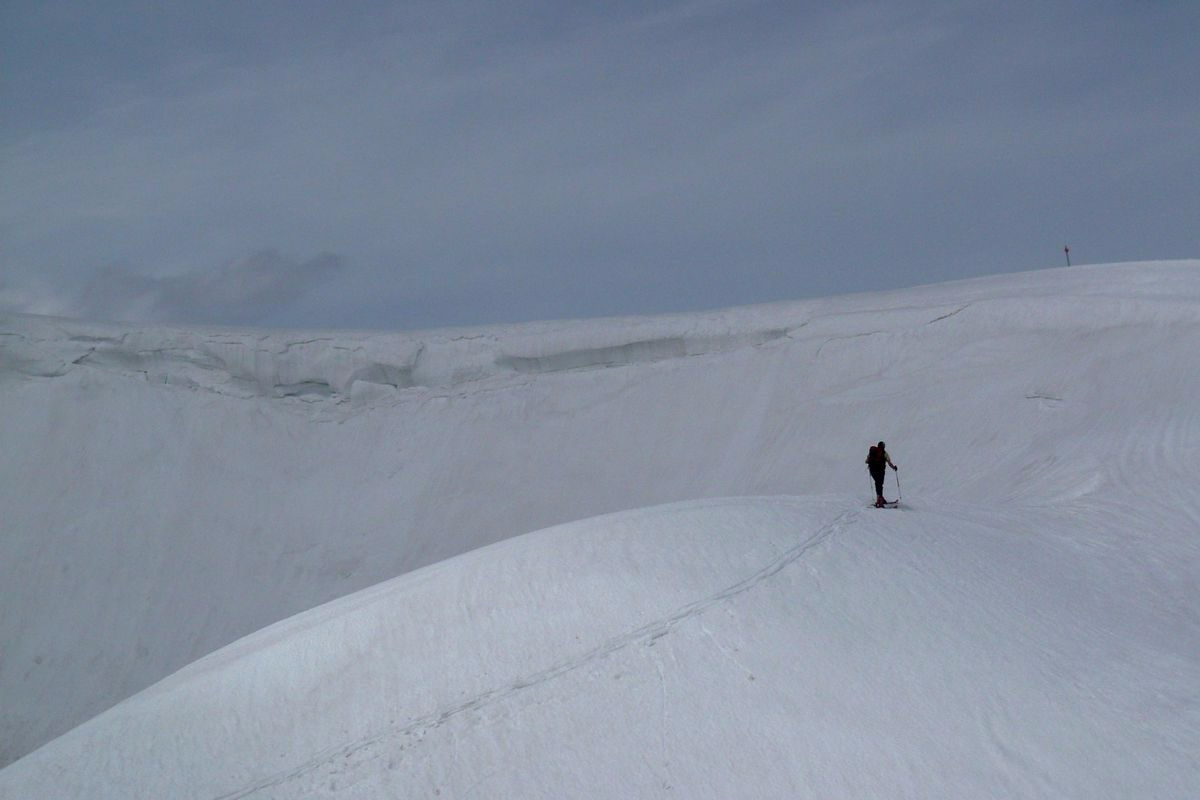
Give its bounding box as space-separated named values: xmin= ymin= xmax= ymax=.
xmin=1 ymin=261 xmax=1198 ymax=797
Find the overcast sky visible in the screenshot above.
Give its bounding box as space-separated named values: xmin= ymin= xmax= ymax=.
xmin=2 ymin=1 xmax=1197 ymax=330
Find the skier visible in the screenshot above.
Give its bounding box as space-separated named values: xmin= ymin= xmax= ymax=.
xmin=866 ymin=441 xmax=898 ymax=507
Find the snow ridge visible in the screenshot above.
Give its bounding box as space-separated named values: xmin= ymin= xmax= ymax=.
xmin=213 ymin=504 xmax=856 ymax=800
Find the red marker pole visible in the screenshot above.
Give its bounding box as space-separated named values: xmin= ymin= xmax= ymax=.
xmin=1064 ymin=245 xmax=1071 ymax=266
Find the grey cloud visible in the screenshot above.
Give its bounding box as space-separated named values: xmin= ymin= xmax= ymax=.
xmin=0 ymin=281 xmax=71 ymax=317
xmin=71 ymin=250 xmax=341 ymax=326
xmin=1 ymin=2 xmax=1197 ymax=331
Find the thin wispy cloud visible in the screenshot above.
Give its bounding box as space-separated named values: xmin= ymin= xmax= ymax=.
xmin=68 ymin=250 xmax=341 ymax=326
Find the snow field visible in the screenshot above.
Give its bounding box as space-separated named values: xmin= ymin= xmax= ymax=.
xmin=1 ymin=261 xmax=1198 ymax=796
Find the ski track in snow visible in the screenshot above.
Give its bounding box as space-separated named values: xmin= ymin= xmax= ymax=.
xmin=214 ymin=508 xmax=857 ymax=799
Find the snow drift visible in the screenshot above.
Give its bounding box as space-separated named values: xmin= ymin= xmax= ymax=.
xmin=1 ymin=261 xmax=1199 ymax=796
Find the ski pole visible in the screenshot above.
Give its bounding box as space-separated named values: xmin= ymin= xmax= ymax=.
xmin=894 ymin=468 xmax=902 ymax=502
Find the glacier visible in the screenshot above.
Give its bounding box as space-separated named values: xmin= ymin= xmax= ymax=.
xmin=1 ymin=261 xmax=1198 ymax=796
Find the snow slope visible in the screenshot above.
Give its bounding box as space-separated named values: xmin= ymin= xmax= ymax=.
xmin=2 ymin=497 xmax=1197 ymax=797
xmin=1 ymin=261 xmax=1199 ymax=794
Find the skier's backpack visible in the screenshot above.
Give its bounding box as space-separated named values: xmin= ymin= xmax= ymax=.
xmin=866 ymin=445 xmax=885 ymax=471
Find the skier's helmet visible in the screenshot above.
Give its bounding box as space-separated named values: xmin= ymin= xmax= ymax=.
xmin=878 ymin=441 xmax=885 ymax=449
